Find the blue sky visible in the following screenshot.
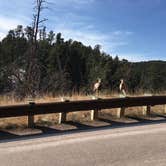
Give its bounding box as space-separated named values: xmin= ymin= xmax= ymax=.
xmin=0 ymin=0 xmax=166 ymax=61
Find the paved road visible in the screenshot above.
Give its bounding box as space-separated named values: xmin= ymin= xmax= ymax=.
xmin=1 ymin=123 xmax=166 ymax=166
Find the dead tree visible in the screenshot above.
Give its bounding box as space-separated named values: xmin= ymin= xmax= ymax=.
xmin=26 ymin=0 xmax=48 ymax=98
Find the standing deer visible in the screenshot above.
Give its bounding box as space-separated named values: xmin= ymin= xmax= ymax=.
xmin=93 ymin=78 xmax=101 ymax=96
xmin=119 ymin=79 xmax=127 ymax=97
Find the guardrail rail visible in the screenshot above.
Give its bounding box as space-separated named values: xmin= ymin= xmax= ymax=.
xmin=0 ymin=95 xmax=166 ymax=127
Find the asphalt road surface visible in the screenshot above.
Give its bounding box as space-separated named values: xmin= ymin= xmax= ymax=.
xmin=1 ymin=123 xmax=166 ymax=166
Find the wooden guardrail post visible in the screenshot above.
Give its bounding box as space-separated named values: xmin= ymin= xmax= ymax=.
xmin=58 ymin=111 xmax=67 ymax=124
xmin=90 ymin=96 xmax=99 ymax=121
xmin=142 ymin=105 xmax=151 ymax=116
xmin=116 ymin=95 xmax=125 ymax=118
xmin=117 ymin=107 xmax=125 ymax=118
xmin=90 ymin=109 xmax=99 ymax=121
xmin=142 ymin=94 xmax=152 ymax=116
xmin=28 ymin=102 xmax=35 ymax=128
xmin=58 ymin=98 xmax=69 ymax=124
xmin=164 ymin=105 xmax=166 ymax=114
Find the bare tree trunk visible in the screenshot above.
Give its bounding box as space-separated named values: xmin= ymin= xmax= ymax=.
xmin=26 ymin=0 xmax=47 ymax=98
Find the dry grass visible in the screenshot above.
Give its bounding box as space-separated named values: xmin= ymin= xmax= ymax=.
xmin=0 ymin=92 xmax=165 ymax=129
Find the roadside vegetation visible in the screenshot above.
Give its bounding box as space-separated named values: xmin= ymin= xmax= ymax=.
xmin=0 ymin=27 xmax=166 ymax=99
xmin=0 ymin=0 xmax=165 ymax=131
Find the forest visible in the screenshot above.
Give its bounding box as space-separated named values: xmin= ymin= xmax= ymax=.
xmin=0 ymin=25 xmax=166 ymax=99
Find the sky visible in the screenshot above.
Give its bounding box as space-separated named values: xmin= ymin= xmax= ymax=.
xmin=0 ymin=0 xmax=166 ymax=62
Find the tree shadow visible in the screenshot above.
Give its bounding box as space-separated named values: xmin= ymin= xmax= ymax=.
xmin=0 ymin=130 xmax=18 ymax=140
xmin=64 ymin=121 xmax=92 ymax=130
xmin=125 ymin=115 xmax=154 ymax=123
xmin=151 ymin=112 xmax=166 ymax=118
xmin=34 ymin=126 xmax=60 ymax=134
xmin=98 ymin=117 xmax=126 ymax=126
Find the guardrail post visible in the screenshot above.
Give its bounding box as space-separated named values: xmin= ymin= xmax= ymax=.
xmin=116 ymin=95 xmax=126 ymax=118
xmin=142 ymin=94 xmax=152 ymax=116
xmin=142 ymin=105 xmax=151 ymax=116
xmin=90 ymin=96 xmax=99 ymax=121
xmin=90 ymin=109 xmax=99 ymax=121
xmin=117 ymin=107 xmax=125 ymax=118
xmin=28 ymin=102 xmax=35 ymax=128
xmin=147 ymin=105 xmax=151 ymax=115
xmin=164 ymin=105 xmax=166 ymax=114
xmin=58 ymin=98 xmax=68 ymax=124
xmin=58 ymin=112 xmax=67 ymax=124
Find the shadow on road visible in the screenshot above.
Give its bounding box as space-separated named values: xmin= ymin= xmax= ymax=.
xmin=0 ymin=113 xmax=166 ymax=143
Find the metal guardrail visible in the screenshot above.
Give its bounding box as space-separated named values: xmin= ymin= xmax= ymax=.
xmin=0 ymin=95 xmax=166 ymax=118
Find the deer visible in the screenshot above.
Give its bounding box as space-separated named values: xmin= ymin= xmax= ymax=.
xmin=93 ymin=78 xmax=101 ymax=97
xmin=119 ymin=79 xmax=127 ymax=97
